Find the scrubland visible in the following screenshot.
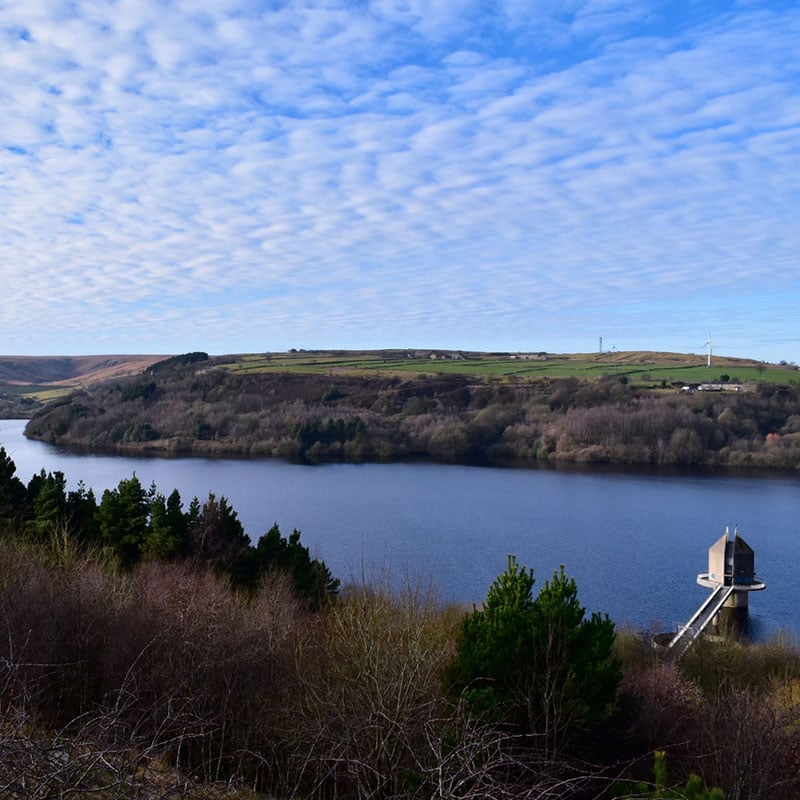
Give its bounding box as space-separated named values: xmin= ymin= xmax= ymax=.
xmin=5 ymin=354 xmax=800 ymax=796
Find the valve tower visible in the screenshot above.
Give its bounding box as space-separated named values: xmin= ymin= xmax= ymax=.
xmin=697 ymin=527 xmax=766 ymax=628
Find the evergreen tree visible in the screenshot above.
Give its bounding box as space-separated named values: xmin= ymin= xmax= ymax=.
xmin=97 ymin=475 xmax=150 ymax=566
xmin=186 ymin=493 xmax=252 ymax=579
xmin=445 ymin=555 xmax=620 ymax=752
xmin=26 ymin=469 xmax=69 ymax=539
xmin=144 ymin=486 xmax=187 ymax=560
xmin=527 ymin=566 xmax=620 ymax=751
xmin=617 ymin=752 xmax=724 ymax=800
xmin=445 ymin=555 xmax=538 ymax=724
xmin=67 ymin=481 xmax=99 ymax=545
xmin=255 ymin=523 xmax=339 ymax=606
xmin=0 ymin=446 xmax=27 ymax=532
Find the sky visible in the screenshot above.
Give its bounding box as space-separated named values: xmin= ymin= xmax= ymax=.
xmin=1 ymin=1 xmax=798 ymax=362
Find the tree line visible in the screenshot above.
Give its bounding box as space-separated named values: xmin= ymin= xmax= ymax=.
xmin=0 ymin=446 xmax=337 ymax=606
xmin=22 ymin=360 xmax=800 ymax=470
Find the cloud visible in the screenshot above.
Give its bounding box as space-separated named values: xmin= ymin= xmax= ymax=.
xmin=0 ymin=1 xmax=798 ymax=360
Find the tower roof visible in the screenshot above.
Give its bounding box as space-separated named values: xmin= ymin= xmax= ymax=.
xmin=732 ymin=533 xmax=754 ymax=555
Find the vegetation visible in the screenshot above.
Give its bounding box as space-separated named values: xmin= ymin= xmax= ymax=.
xmin=2 ymin=447 xmax=800 ymax=797
xmin=612 ymin=751 xmax=724 ymax=800
xmin=1 ymin=446 xmax=338 ymax=606
xmin=21 ymin=351 xmax=800 ymax=470
xmin=0 ymin=354 xmax=167 ymax=417
xmin=4 ymin=350 xmax=800 ymax=796
xmin=0 ymin=389 xmax=44 ymax=417
xmin=445 ymin=556 xmax=620 ymax=754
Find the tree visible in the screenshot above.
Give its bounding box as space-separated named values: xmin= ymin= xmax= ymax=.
xmin=185 ymin=493 xmax=252 ymax=580
xmin=144 ymin=487 xmax=187 ymax=560
xmin=26 ymin=469 xmax=68 ymax=540
xmin=97 ymin=475 xmax=150 ymax=566
xmin=615 ymin=751 xmax=724 ymax=800
xmin=445 ymin=556 xmax=620 ymax=753
xmin=0 ymin=446 xmax=27 ymax=532
xmin=528 ymin=566 xmax=620 ymax=752
xmin=285 ymin=578 xmax=455 ymax=798
xmin=254 ymin=523 xmax=339 ymax=606
xmin=66 ymin=481 xmax=99 ymax=545
xmin=445 ymin=554 xmax=537 ymax=725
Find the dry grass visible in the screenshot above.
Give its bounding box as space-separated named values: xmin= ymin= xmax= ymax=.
xmin=0 ymin=354 xmax=168 ymax=388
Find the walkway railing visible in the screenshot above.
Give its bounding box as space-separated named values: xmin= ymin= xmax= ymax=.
xmin=667 ymin=584 xmax=735 ymax=659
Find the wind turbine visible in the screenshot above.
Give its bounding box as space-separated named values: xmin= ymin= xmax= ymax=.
xmin=705 ymin=334 xmax=712 ymax=368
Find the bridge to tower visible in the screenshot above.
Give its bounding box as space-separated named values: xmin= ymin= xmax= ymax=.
xmin=668 ymin=527 xmax=765 ymax=659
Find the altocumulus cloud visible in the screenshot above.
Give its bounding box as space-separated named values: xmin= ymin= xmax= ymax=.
xmin=0 ymin=0 xmax=798 ymax=360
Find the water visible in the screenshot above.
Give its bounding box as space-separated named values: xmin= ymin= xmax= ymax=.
xmin=1 ymin=419 xmax=798 ymax=637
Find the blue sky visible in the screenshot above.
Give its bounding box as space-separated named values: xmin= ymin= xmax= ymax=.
xmin=1 ymin=1 xmax=798 ymax=362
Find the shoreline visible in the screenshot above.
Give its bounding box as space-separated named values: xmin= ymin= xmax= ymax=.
xmin=11 ymin=419 xmax=798 ymax=481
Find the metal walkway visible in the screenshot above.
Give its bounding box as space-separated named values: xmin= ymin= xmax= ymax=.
xmin=667 ymin=584 xmax=735 ymax=659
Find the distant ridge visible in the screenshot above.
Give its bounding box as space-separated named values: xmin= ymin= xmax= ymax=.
xmin=0 ymin=349 xmax=778 ymax=390
xmin=0 ymin=355 xmax=169 ymax=387
xmin=558 ymin=350 xmax=765 ymax=367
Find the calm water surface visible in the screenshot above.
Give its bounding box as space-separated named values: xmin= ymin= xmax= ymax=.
xmin=1 ymin=419 xmax=797 ymax=637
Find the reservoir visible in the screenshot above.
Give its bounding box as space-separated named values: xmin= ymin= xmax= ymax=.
xmin=1 ymin=419 xmax=797 ymax=638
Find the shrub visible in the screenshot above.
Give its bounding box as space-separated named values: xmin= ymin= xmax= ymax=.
xmin=283 ymin=577 xmax=460 ymax=798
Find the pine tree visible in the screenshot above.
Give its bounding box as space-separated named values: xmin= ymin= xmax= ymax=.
xmin=445 ymin=555 xmax=620 ymax=752
xmin=144 ymin=486 xmax=187 ymax=560
xmin=255 ymin=523 xmax=339 ymax=606
xmin=97 ymin=475 xmax=149 ymax=566
xmin=0 ymin=447 xmax=27 ymax=532
xmin=185 ymin=493 xmax=252 ymax=578
xmin=26 ymin=469 xmax=68 ymax=539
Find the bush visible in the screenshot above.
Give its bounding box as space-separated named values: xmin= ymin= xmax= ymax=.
xmin=282 ymin=577 xmax=460 ymax=798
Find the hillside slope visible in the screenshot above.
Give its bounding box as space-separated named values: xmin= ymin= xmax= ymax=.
xmin=23 ymin=354 xmax=800 ymax=471
xmin=0 ymin=355 xmax=169 ymax=418
xmin=0 ymin=355 xmax=168 ymax=386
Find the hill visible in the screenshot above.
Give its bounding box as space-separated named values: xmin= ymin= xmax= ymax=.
xmin=214 ymin=348 xmax=797 ymax=388
xmin=0 ymin=354 xmax=168 ymax=387
xmin=0 ymin=355 xmax=168 ymax=418
xmin=22 ymin=349 xmax=800 ymax=470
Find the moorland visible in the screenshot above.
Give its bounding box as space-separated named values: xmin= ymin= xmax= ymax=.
xmin=0 ymin=353 xmax=165 ymax=416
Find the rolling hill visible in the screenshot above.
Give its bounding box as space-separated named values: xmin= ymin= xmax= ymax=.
xmin=0 ymin=354 xmax=168 ymax=388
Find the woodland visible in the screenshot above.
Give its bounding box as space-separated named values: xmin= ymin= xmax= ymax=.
xmin=1 ymin=445 xmax=800 ymax=798
xmin=21 ymin=353 xmax=800 ymax=470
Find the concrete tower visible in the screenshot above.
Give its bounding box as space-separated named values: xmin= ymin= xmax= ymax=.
xmin=697 ymin=527 xmax=766 ymax=628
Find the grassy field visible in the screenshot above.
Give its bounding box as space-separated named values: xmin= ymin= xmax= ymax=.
xmin=0 ymin=383 xmax=74 ymax=400
xmin=220 ymin=350 xmax=799 ymax=387
xmin=22 ymin=386 xmax=75 ymax=401
xmin=3 ymin=350 xmax=797 ymax=402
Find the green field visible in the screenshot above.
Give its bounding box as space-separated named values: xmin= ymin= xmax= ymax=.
xmin=3 ymin=351 xmax=796 ymax=404
xmin=0 ymin=384 xmax=74 ymax=401
xmin=220 ymin=350 xmax=799 ymax=387
xmin=23 ymin=386 xmax=75 ymax=401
